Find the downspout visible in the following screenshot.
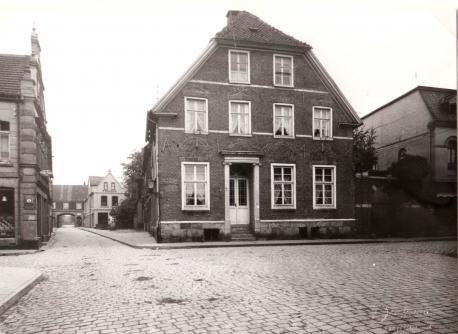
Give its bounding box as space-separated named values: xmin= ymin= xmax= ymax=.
xmin=15 ymin=96 xmax=22 ymax=245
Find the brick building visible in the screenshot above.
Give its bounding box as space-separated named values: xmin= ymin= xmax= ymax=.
xmin=142 ymin=11 xmax=361 ymax=242
xmin=82 ymin=171 xmax=126 ymax=228
xmin=0 ymin=29 xmax=53 ymax=248
xmin=52 ymin=185 xmax=87 ymax=227
xmin=362 ymin=86 xmax=456 ymax=198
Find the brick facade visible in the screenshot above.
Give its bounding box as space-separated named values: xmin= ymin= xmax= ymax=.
xmin=142 ymin=11 xmax=360 ymax=242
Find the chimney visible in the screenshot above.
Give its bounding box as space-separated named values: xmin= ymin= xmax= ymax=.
xmin=31 ymin=26 xmax=41 ymax=61
xmin=226 ymin=10 xmax=241 ymax=25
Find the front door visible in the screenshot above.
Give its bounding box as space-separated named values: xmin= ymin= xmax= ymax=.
xmin=229 ymin=178 xmax=249 ymax=224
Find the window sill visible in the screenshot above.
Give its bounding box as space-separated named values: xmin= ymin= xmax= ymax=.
xmin=273 ymin=135 xmax=295 ymax=139
xmin=273 ymin=84 xmax=294 ymax=88
xmin=185 ymin=131 xmax=208 ymax=135
xmin=271 ymin=206 xmax=296 ymax=210
xmin=313 ymin=137 xmax=334 ymax=141
xmin=313 ymin=206 xmax=336 ymax=210
xmin=229 ymin=80 xmax=251 ymax=85
xmin=0 ymin=162 xmax=13 ymax=167
xmin=182 ymin=207 xmax=210 ymax=212
xmin=229 ymin=133 xmax=252 ymax=137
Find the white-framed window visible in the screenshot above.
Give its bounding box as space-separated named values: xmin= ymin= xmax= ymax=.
xmin=271 ymin=164 xmax=296 ymax=209
xmin=185 ymin=97 xmax=208 ymax=134
xmin=273 ymin=54 xmax=293 ymax=87
xmin=313 ymin=165 xmax=336 ymax=209
xmin=229 ymin=100 xmax=251 ymax=136
xmin=103 ymin=182 xmax=108 ymax=191
xmin=76 ymin=202 xmax=82 ymax=210
xmin=52 ymin=202 xmax=56 ymax=209
xmin=229 ymin=50 xmax=250 ymax=84
xmin=111 ymin=182 xmax=116 ymax=191
xmin=0 ymin=121 xmax=10 ymax=162
xmin=273 ymin=103 xmax=294 ymax=138
xmin=63 ymin=202 xmax=69 ymax=210
xmin=313 ymin=106 xmax=332 ymax=140
xmin=181 ymin=162 xmax=210 ymax=210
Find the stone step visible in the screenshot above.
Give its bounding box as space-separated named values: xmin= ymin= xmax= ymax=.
xmin=231 ymin=225 xmax=251 ymax=232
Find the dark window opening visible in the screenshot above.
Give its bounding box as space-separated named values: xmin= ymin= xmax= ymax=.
xmin=112 ymin=196 xmax=118 ymax=206
xmin=101 ymin=196 xmax=107 ymax=207
xmin=203 ymin=228 xmax=219 ymax=241
xmin=298 ymin=227 xmax=308 ymax=239
xmin=310 ymin=227 xmax=320 ymax=239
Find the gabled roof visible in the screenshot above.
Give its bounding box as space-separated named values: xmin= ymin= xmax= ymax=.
xmin=215 ymin=10 xmax=310 ymax=50
xmin=0 ymin=54 xmax=30 ymax=98
xmin=88 ymin=176 xmax=103 ymax=186
xmin=53 ymin=185 xmax=87 ymax=202
xmin=149 ymin=10 xmax=360 ymax=125
xmin=363 ymin=86 xmax=456 ymax=121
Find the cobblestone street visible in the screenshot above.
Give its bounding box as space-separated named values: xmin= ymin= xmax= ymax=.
xmin=0 ymin=227 xmax=456 ymax=334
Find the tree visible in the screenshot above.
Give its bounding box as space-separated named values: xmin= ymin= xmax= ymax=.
xmin=353 ymin=127 xmax=377 ymax=172
xmin=121 ymin=150 xmax=143 ymax=193
xmin=111 ymin=150 xmax=143 ymax=228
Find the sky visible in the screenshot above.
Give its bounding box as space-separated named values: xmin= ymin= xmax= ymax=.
xmin=0 ymin=0 xmax=456 ymax=184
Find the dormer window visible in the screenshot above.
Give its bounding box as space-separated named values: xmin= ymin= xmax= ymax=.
xmin=229 ymin=50 xmax=250 ymax=84
xmin=273 ymin=54 xmax=293 ymax=87
xmin=185 ymin=97 xmax=208 ymax=134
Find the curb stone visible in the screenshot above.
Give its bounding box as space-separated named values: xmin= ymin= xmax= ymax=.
xmin=0 ymin=270 xmax=43 ymax=315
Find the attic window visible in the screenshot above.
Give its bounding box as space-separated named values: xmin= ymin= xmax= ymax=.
xmin=248 ymin=27 xmax=259 ymax=32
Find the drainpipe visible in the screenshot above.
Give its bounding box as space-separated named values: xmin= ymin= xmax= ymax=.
xmin=15 ymin=96 xmax=22 ymax=246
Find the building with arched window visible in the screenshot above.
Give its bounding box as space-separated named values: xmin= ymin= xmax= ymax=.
xmin=362 ymin=86 xmax=456 ymax=198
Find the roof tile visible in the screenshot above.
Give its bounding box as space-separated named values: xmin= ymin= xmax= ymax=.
xmin=215 ymin=11 xmax=310 ymax=49
xmin=0 ymin=54 xmax=30 ymax=98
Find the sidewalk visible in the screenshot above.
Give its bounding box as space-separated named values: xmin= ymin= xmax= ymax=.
xmin=78 ymin=227 xmax=456 ymax=250
xmin=0 ymin=267 xmax=42 ymax=315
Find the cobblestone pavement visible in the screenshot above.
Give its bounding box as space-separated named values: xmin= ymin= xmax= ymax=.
xmin=0 ymin=227 xmax=456 ymax=334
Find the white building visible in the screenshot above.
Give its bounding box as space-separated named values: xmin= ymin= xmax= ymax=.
xmin=82 ymin=170 xmax=126 ymax=228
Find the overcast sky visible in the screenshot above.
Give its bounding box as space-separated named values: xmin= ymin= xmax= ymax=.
xmin=0 ymin=0 xmax=456 ymax=185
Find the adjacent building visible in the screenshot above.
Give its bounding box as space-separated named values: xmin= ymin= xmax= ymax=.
xmin=142 ymin=11 xmax=361 ymax=242
xmin=82 ymin=170 xmax=126 ymax=228
xmin=52 ymin=185 xmax=87 ymax=227
xmin=363 ymin=86 xmax=456 ymax=198
xmin=0 ymin=29 xmax=53 ymax=248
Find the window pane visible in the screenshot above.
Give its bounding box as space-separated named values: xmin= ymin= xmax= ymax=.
xmin=274 ymin=118 xmax=282 ymax=135
xmin=186 ymin=109 xmax=195 ymax=132
xmin=195 ymin=165 xmax=206 ymax=181
xmin=283 ymin=168 xmax=292 ymax=181
xmin=240 ymin=113 xmax=249 ymax=134
xmin=274 ymin=184 xmax=282 ymax=204
xmin=324 ymin=168 xmax=332 ymax=182
xmin=315 ymin=185 xmax=323 ymax=204
xmin=185 ymin=184 xmax=195 ymax=205
xmin=283 ymin=74 xmax=291 ymax=86
xmin=238 ymin=179 xmax=247 ymax=206
xmin=229 ymin=179 xmax=235 ymax=206
xmin=185 ymin=165 xmax=194 ymax=181
xmin=315 ymin=168 xmax=323 ymax=181
xmin=195 ymin=183 xmax=206 ymax=205
xmin=0 ymin=134 xmax=8 ymax=160
xmin=273 ymin=167 xmax=282 ymax=181
xmin=196 ymin=112 xmax=206 ymax=131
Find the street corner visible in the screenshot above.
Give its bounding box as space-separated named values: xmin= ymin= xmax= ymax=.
xmin=0 ymin=267 xmax=43 ymax=316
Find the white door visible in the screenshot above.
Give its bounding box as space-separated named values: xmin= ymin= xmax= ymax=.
xmin=229 ymin=178 xmax=250 ymax=225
